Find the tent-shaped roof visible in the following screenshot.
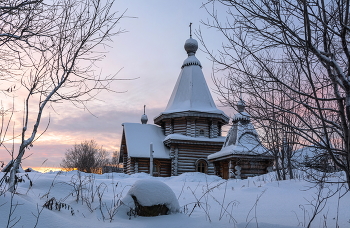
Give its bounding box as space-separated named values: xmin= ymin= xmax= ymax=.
xmin=159 ymin=38 xmax=227 ymax=116
xmin=208 ymin=122 xmax=268 ymax=160
xmin=208 ymin=100 xmax=270 ymax=160
xmin=122 ymin=123 xmax=170 ymax=159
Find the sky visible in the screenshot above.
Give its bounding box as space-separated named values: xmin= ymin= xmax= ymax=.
xmin=1 ymin=0 xmax=235 ymax=170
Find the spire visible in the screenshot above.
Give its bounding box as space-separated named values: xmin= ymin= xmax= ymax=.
xmin=141 ymin=105 xmax=148 ymax=124
xmin=162 ymin=32 xmax=225 ymax=115
xmin=154 ymin=28 xmax=229 ymax=126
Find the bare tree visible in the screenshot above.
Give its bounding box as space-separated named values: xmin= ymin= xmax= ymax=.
xmin=212 ymin=60 xmax=302 ymax=180
xmin=0 ymin=1 xmax=55 ymax=90
xmin=249 ymin=88 xmax=301 ymax=180
xmin=2 ymin=0 xmax=126 ymax=192
xmin=61 ymin=140 xmax=110 ymax=173
xmin=111 ymin=150 xmax=119 ymax=165
xmin=200 ymin=0 xmax=350 ymax=187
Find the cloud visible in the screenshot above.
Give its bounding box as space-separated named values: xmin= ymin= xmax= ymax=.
xmin=0 ymin=105 xmax=166 ymax=168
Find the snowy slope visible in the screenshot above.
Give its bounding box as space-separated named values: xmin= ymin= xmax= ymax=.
xmin=0 ymin=171 xmax=349 ymax=228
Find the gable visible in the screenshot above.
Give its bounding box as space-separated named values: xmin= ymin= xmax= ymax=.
xmin=122 ymin=123 xmax=170 ymax=159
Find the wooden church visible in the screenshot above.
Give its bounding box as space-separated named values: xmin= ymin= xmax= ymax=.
xmin=119 ymin=35 xmax=229 ymax=177
xmin=208 ymin=99 xmax=274 ymax=179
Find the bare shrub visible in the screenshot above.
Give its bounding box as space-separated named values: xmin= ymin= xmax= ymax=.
xmin=61 ymin=140 xmax=110 ymax=173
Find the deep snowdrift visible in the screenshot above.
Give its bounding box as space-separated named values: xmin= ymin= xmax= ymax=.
xmin=0 ymin=170 xmax=349 ymax=228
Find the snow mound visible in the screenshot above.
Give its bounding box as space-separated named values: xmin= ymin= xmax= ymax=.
xmin=122 ymin=179 xmax=180 ymax=213
xmin=129 ymin=172 xmax=153 ymax=179
xmin=171 ymin=172 xmax=223 ymax=182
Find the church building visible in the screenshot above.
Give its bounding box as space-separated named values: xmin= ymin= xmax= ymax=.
xmin=119 ymin=35 xmax=229 ymax=177
xmin=208 ymin=99 xmax=274 ymax=179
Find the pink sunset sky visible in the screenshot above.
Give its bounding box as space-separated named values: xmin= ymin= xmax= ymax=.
xmin=0 ymin=0 xmax=235 ymax=170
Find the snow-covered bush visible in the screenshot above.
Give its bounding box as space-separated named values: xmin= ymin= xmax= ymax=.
xmin=122 ymin=179 xmax=180 ymax=216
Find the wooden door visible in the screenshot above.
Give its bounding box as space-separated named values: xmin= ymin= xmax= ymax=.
xmin=222 ymin=161 xmax=229 ymax=179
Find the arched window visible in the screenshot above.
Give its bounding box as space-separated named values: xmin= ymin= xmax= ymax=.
xmin=195 ymin=159 xmax=208 ymax=174
xmin=199 ymin=129 xmax=205 ymax=137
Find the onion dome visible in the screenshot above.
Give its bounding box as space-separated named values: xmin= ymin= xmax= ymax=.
xmin=237 ymin=99 xmax=245 ymax=112
xmin=141 ymin=114 xmax=148 ymax=124
xmin=182 ymin=38 xmax=202 ymax=68
xmin=141 ymin=105 xmax=148 ymax=124
xmin=184 ymin=38 xmax=198 ymax=56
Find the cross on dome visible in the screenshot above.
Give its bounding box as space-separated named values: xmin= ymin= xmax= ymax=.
xmin=184 ymin=22 xmax=198 ymax=56
xmin=189 ymin=22 xmax=192 ymax=38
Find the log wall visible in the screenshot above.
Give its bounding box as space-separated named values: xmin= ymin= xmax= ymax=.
xmin=176 ymin=144 xmax=223 ymax=175
xmin=195 ymin=118 xmax=210 ymax=137
xmin=126 ymin=158 xmax=171 ymax=177
xmin=173 ymin=118 xmax=187 ymax=135
xmin=213 ymin=157 xmax=273 ymax=179
xmin=169 ymin=117 xmax=224 ymax=138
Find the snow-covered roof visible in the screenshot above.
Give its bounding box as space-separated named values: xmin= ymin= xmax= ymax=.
xmin=122 ymin=123 xmax=170 ymax=159
xmin=160 ymin=38 xmax=227 ymax=116
xmin=292 ymin=141 xmax=331 ymax=164
xmin=163 ymin=65 xmax=225 ymax=115
xmin=208 ymin=140 xmax=269 ymax=160
xmin=232 ymin=111 xmax=250 ymax=122
xmin=208 ymin=100 xmax=271 ymax=160
xmin=208 ymin=123 xmax=269 ymax=160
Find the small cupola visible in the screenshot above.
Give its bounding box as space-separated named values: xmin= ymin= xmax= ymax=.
xmin=232 ymin=97 xmax=250 ymax=123
xmin=141 ymin=105 xmax=148 ymax=124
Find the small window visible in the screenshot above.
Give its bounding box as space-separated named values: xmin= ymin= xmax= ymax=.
xmin=199 ymin=129 xmax=205 ymax=137
xmin=195 ymin=159 xmax=208 ymax=174
xmin=153 ymin=161 xmax=161 ymax=177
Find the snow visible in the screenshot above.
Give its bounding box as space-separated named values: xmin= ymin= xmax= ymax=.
xmin=208 ymin=143 xmax=269 ymax=160
xmin=209 ymin=120 xmax=269 ymax=160
xmin=164 ymin=133 xmax=226 ymax=143
xmin=293 ymin=141 xmax=331 ymax=164
xmin=1 ymin=170 xmax=349 ymax=228
xmin=122 ymin=179 xmax=180 ymax=213
xmin=1 ymin=160 xmax=25 ymax=173
xmin=232 ymin=111 xmax=250 ymax=121
xmin=181 ymin=55 xmax=202 ymax=68
xmin=162 ymin=54 xmax=227 ymax=116
xmin=122 ymin=123 xmax=170 ymax=159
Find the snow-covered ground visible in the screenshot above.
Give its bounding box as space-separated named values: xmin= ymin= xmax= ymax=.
xmin=0 ymin=170 xmax=349 ymax=228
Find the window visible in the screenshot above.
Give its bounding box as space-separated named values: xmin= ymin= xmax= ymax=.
xmin=199 ymin=129 xmax=205 ymax=137
xmin=195 ymin=159 xmax=208 ymax=173
xmin=153 ymin=160 xmax=161 ymax=177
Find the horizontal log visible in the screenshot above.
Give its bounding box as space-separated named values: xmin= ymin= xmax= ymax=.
xmin=177 ymin=154 xmax=216 ymax=159
xmin=177 ymin=148 xmax=222 ymax=152
xmin=177 ymin=165 xmax=208 ymax=170
xmin=179 ymin=147 xmax=220 ymax=151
